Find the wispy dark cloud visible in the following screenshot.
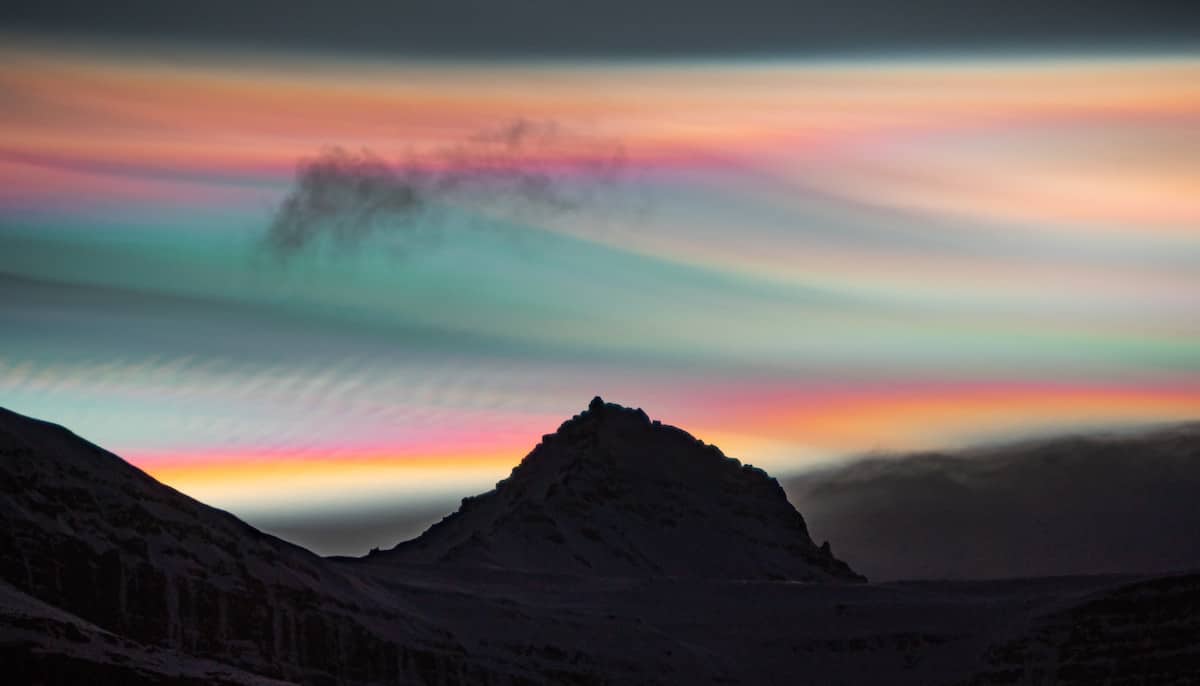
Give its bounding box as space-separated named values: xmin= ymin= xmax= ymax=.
xmin=265 ymin=120 xmax=626 ymax=256
xmin=785 ymin=424 xmax=1200 ymax=581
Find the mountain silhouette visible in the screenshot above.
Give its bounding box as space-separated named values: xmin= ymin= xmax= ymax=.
xmin=374 ymin=397 xmax=863 ymax=582
xmin=2 ymin=402 xmax=1198 ymax=685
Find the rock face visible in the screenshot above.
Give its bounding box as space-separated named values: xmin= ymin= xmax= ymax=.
xmin=377 ymin=397 xmax=864 ymax=582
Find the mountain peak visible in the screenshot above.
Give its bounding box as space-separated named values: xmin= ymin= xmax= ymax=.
xmin=377 ymin=399 xmax=865 ymax=582
xmin=554 ymin=396 xmax=652 ymax=438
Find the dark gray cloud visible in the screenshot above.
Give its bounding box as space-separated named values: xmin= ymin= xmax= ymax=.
xmin=785 ymin=424 xmax=1200 ymax=581
xmin=265 ymin=120 xmax=625 ymax=256
xmin=3 ymin=1 xmax=1197 ymax=57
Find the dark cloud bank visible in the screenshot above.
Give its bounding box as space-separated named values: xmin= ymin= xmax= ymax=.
xmin=785 ymin=423 xmax=1200 ymax=581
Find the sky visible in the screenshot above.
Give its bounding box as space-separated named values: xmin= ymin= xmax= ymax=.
xmin=1 ymin=4 xmax=1198 ymax=554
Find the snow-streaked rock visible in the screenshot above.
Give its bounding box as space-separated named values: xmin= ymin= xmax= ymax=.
xmin=375 ymin=397 xmax=863 ymax=582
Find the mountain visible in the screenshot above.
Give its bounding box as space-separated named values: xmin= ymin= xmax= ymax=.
xmin=373 ymin=397 xmax=863 ymax=582
xmin=2 ymin=401 xmax=1198 ymax=685
xmin=786 ymin=423 xmax=1200 ymax=581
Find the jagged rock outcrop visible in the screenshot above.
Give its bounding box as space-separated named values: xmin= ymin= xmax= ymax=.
xmin=376 ymin=397 xmax=864 ymax=582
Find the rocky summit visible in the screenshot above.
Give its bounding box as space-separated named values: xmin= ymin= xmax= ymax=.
xmin=376 ymin=397 xmax=865 ymax=582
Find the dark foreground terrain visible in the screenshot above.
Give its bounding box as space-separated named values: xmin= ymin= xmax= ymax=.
xmin=1 ymin=401 xmax=1197 ymax=684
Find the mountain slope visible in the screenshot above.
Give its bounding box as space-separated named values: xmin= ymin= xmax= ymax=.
xmin=0 ymin=406 xmax=471 ymax=685
xmin=375 ymin=397 xmax=863 ymax=582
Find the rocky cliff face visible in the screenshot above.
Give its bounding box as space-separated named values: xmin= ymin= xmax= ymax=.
xmin=377 ymin=397 xmax=863 ymax=582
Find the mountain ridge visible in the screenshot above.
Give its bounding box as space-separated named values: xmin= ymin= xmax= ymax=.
xmin=3 ymin=403 xmax=1199 ymax=684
